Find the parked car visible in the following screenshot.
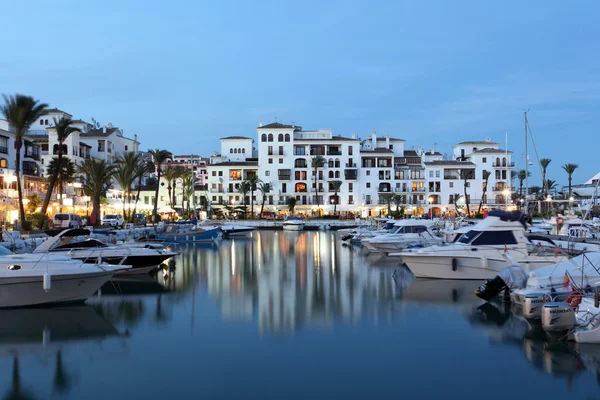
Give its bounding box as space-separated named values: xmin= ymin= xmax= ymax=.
xmin=53 ymin=213 xmax=82 ymax=228
xmin=102 ymin=214 xmax=124 ymax=227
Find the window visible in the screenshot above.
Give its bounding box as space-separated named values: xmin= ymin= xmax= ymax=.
xmin=261 ymin=134 xmax=267 ymax=142
xmin=282 ymin=183 xmax=287 ymax=193
xmin=482 ymin=157 xmax=487 ymax=163
xmin=328 ymin=159 xmax=334 ymax=168
xmin=268 ymin=145 xmax=273 ymax=155
xmin=389 ymin=144 xmax=393 ymax=150
xmin=230 ymin=148 xmax=234 ymax=153
xmin=295 ymin=183 xmax=307 ymax=192
xmin=242 ymin=148 xmax=245 ymax=153
xmin=0 ymin=136 xmax=7 ymax=154
xmin=328 ymin=171 xmax=334 ymax=179
xmin=144 ymin=196 xmax=149 ymax=205
xmin=268 ymin=134 xmax=273 ymax=142
xmin=335 ymin=159 xmax=340 ymax=168
xmin=212 ymin=171 xmax=216 ymax=176
xmin=295 ymin=171 xmax=307 ymax=180
xmin=294 ymin=158 xmax=307 ymax=168
xmin=294 ymin=146 xmax=305 ymax=155
xmin=348 ymin=183 xmax=353 ymax=192
xmin=366 ymin=183 xmax=371 ymax=188
xmin=40 ymin=120 xmax=43 ymax=125
xmin=212 ymin=196 xmax=217 ymax=201
xmin=348 ymin=146 xmax=353 ymax=155
xmin=366 ymin=171 xmax=370 ymax=176
xmin=459 ymin=230 xmax=518 ymax=246
xmin=335 ymin=171 xmax=340 ymax=178
xmin=268 ymin=158 xmax=273 ymax=164
xmin=279 ymin=146 xmax=283 ymax=155
xmin=429 ymin=171 xmax=433 ymax=178
xmin=125 ymin=145 xmax=128 ymax=151
xmin=0 ymin=159 xmax=6 ymax=168
xmin=285 ymin=134 xmax=290 ymax=142
xmin=98 ymin=141 xmax=105 ymax=152
xmin=45 ymin=119 xmax=48 ymax=125
xmin=435 ymin=171 xmax=440 ymax=178
xmin=265 ymin=171 xmax=270 ymax=176
xmin=218 ymin=171 xmax=223 ymax=176
xmin=449 ymin=182 xmax=454 ymax=188
xmin=278 ymin=134 xmax=283 ymax=142
xmin=279 ymin=159 xmax=283 ymax=164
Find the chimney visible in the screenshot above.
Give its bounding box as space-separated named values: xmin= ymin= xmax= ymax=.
xmin=417 ymin=145 xmax=422 ymax=155
xmin=134 ymin=134 xmax=138 ymax=142
xmin=351 ymin=132 xmax=356 ymax=139
xmin=485 ymin=137 xmax=490 ymax=142
xmin=108 ymin=122 xmax=113 ymax=128
xmin=259 ymin=120 xmax=263 ymax=127
xmin=431 ymin=146 xmax=435 ymax=154
xmin=102 ymin=126 xmax=106 ymax=134
xmin=371 ymin=131 xmax=376 ymax=149
xmin=291 ymin=121 xmax=295 ymax=128
xmin=385 ymin=133 xmax=390 ymax=149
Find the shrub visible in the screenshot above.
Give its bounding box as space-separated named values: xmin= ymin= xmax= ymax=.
xmin=26 ymin=213 xmax=49 ymax=230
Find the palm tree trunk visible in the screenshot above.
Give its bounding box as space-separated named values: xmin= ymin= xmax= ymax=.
xmin=167 ymin=185 xmax=172 ymax=207
xmin=153 ymin=171 xmax=161 ymax=224
xmin=41 ymin=150 xmax=62 ymax=215
xmin=93 ymin=197 xmax=101 ymax=227
xmin=132 ymin=176 xmax=143 ymax=218
xmin=251 ymin=189 xmax=254 ymax=218
xmin=568 ymin=175 xmax=572 ymax=197
xmin=477 ymin=186 xmax=486 ymax=215
xmin=260 ymin=197 xmax=266 ymax=218
xmin=15 ymin=140 xmax=26 ymax=229
xmin=334 ymin=191 xmax=338 ymax=215
xmin=172 ymin=181 xmax=176 ymax=207
xmin=464 ymin=186 xmax=470 ymax=216
xmin=314 ymin=168 xmax=319 ymax=210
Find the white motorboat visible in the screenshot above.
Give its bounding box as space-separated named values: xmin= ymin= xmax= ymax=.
xmin=220 ymin=224 xmax=257 ymax=237
xmin=339 ymin=219 xmax=397 ymax=243
xmin=393 ymin=211 xmax=568 ymax=280
xmin=0 ymin=245 xmax=129 ymax=308
xmin=34 ymin=228 xmax=177 ymax=274
xmin=283 ymin=217 xmax=304 ymax=231
xmin=361 ymin=219 xmax=442 ymax=253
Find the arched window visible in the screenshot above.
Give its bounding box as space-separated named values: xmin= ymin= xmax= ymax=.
xmin=242 ymin=148 xmax=245 ymax=153
xmin=230 ymin=148 xmax=233 ymax=153
xmin=335 ymin=158 xmax=340 ymax=168
xmin=295 ymin=158 xmax=307 ymax=168
xmin=328 ymin=171 xmax=334 ymax=179
xmin=295 ymin=182 xmax=307 ymax=192
xmin=335 ymin=171 xmax=340 ymax=179
xmin=496 ymin=157 xmax=500 ymax=166
xmin=285 ymin=134 xmax=290 ymax=142
xmin=328 ymin=159 xmax=334 ymax=168
xmin=39 ymin=120 xmax=43 ymax=125
xmin=502 ymin=157 xmax=506 ymax=167
xmin=45 ymin=119 xmax=48 ymax=125
xmin=268 ymin=134 xmax=273 ymax=142
xmin=0 ymin=158 xmax=6 ymax=168
xmin=278 ymin=134 xmax=284 ymax=142
xmin=261 ymin=134 xmax=267 ymax=142
xmin=238 ymin=148 xmax=242 ymax=153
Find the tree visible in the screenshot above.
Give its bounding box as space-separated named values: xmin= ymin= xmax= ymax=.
xmin=180 ymin=169 xmax=196 ymax=216
xmin=392 ymin=194 xmax=404 ymax=215
xmin=517 ymin=169 xmax=531 ymax=197
xmin=529 ymin=186 xmax=543 ymax=198
xmin=540 ymin=158 xmax=551 ymax=195
xmin=1 ymin=94 xmax=48 ymax=229
xmin=131 ymin=159 xmax=153 ymax=218
xmin=287 ymin=196 xmax=297 ymax=214
xmin=258 ymin=182 xmax=271 ymax=218
xmin=477 ymin=170 xmax=491 ymax=215
xmin=46 ymin=158 xmax=76 ymax=212
xmin=460 ymin=169 xmax=472 ymax=216
xmin=452 ymin=192 xmax=462 ymax=215
xmin=115 ymin=151 xmax=142 ymax=221
xmin=238 ymin=181 xmax=251 ymax=219
xmin=562 ymin=163 xmax=579 ymax=198
xmin=380 ymin=193 xmax=394 ymax=216
xmin=545 ymin=179 xmax=558 ymax=195
xmin=311 ymin=155 xmax=326 ymax=209
xmin=25 ymin=193 xmax=42 ymax=214
xmin=148 ymin=149 xmax=172 ymax=223
xmin=246 ymin=175 xmax=261 ymax=218
xmin=163 ymin=165 xmax=177 ymax=207
xmin=331 ymin=180 xmax=342 ymax=215
xmin=170 ymin=165 xmax=186 ymax=207
xmin=40 ymin=117 xmax=80 ymax=215
xmin=78 ymin=159 xmax=115 ymax=226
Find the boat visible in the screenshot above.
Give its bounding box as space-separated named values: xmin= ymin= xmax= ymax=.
xmin=220 ymin=225 xmax=257 ymax=238
xmin=0 ymin=246 xmax=129 ymax=308
xmin=339 ymin=218 xmax=396 ymax=243
xmin=33 ymin=228 xmax=177 ymax=274
xmin=361 ymin=219 xmax=442 ymax=253
xmin=282 ymin=216 xmax=304 ymax=231
xmin=393 ymin=210 xmax=568 ymax=280
xmin=155 ymin=224 xmax=220 ymax=243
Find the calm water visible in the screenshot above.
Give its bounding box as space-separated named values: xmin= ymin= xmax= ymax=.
xmin=0 ymin=231 xmax=599 ymax=399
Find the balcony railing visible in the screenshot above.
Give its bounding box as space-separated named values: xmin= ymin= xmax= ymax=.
xmin=327 ymin=150 xmax=342 ymax=156
xmin=492 ymin=162 xmax=515 ymax=168
xmin=0 ymin=146 xmax=7 ymax=154
xmin=23 ymin=168 xmax=38 ymax=176
xmin=344 ymin=170 xmax=358 ymax=180
xmin=444 ymin=175 xmax=459 ymax=180
xmin=278 ymin=175 xmax=291 ymax=180
xmin=268 ymin=150 xmax=285 ymax=156
xmin=394 ymin=188 xmax=408 ymax=192
xmin=25 ymin=151 xmax=40 ymax=160
xmin=345 ymin=163 xmax=356 ymax=168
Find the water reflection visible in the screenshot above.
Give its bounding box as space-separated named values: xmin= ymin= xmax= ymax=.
xmin=168 ymin=231 xmax=406 ymax=333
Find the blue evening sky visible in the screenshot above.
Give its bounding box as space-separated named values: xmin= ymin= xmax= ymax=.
xmin=1 ymin=0 xmax=598 ymax=187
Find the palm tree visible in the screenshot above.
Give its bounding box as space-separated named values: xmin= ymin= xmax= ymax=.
xmin=452 ymin=192 xmax=462 ymax=215
xmin=113 ymin=162 xmax=136 ymax=221
xmin=239 ymin=181 xmax=251 ymax=219
xmin=1 ymin=94 xmax=48 ymax=228
xmin=529 ymin=186 xmax=543 ymax=198
xmin=79 ymin=159 xmax=115 ymax=226
xmin=540 ymin=158 xmax=551 ymax=195
xmin=131 ymin=159 xmax=153 ymax=218
xmin=170 ymin=165 xmax=186 ymax=207
xmin=246 ymin=175 xmax=261 ymax=218
xmin=46 ymin=158 xmax=76 ymax=213
xmin=562 ymin=163 xmax=579 ymax=198
xmin=311 ymin=155 xmax=325 ymax=209
xmin=180 ymin=170 xmax=196 ymax=215
xmin=545 ymin=179 xmax=558 ymax=195
xmin=40 ymin=117 xmax=80 ymax=215
xmin=380 ymin=193 xmax=393 ymax=216
xmin=258 ymin=182 xmax=271 ymax=218
xmin=392 ymin=194 xmax=404 ymax=215
xmin=163 ymin=165 xmax=177 ymax=207
xmin=517 ymin=169 xmax=531 ymax=197
xmin=287 ymin=197 xmax=297 ymax=214
xmin=148 ymin=149 xmax=172 ymax=223
xmin=477 ymin=170 xmax=491 ymax=215
xmin=331 ymin=180 xmax=342 ymax=215
xmin=460 ymin=169 xmax=472 ymax=216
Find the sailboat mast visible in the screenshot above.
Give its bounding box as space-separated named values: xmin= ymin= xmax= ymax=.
xmin=524 ymin=111 xmax=529 ymax=213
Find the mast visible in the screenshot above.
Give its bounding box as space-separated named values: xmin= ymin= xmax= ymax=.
xmin=524 ymin=111 xmax=529 ymax=214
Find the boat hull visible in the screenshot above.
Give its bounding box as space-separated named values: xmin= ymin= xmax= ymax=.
xmin=0 ymin=271 xmax=113 ymax=308
xmin=156 ymin=228 xmax=220 ymax=243
xmin=401 ymin=254 xmax=561 ymax=280
xmin=73 ymin=254 xmax=175 ymax=269
xmin=283 ymin=224 xmax=304 ymax=231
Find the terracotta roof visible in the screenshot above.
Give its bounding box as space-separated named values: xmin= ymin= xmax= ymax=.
xmin=221 ymin=136 xmax=254 ymax=140
xmin=208 ymin=161 xmax=258 ymax=167
xmin=424 ymin=160 xmax=476 ymax=166
xmin=295 ymin=136 xmax=359 ymax=142
xmin=81 ymin=127 xmax=119 ymax=137
xmin=44 ymin=108 xmax=72 ymax=116
xmin=472 ymin=148 xmax=513 ymax=154
xmin=258 ymin=122 xmax=302 ymax=130
xmin=360 ymin=148 xmax=394 ymax=154
xmin=453 ymin=141 xmax=499 ymax=147
xmin=375 ymin=137 xmax=405 ymax=142
xmin=424 ymin=151 xmax=442 ymax=156
xmin=403 ymin=150 xmax=419 ymax=157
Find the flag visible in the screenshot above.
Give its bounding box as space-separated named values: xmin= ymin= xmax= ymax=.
xmin=563 ymin=272 xmax=570 ymax=288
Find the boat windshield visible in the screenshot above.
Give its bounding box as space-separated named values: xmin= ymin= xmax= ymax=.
xmin=458 ymin=230 xmax=518 ymax=245
xmin=0 ymin=245 xmax=13 ymax=255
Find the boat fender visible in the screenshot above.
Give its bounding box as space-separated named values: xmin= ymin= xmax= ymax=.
xmin=481 ymin=257 xmax=488 ymax=270
xmin=452 ymin=258 xmax=458 ymax=271
xmin=43 ymin=273 xmax=51 ymax=292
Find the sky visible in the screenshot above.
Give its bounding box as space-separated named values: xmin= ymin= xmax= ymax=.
xmin=1 ymin=0 xmax=599 ymax=188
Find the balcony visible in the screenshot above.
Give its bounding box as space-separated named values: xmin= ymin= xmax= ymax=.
xmin=210 ymin=188 xmax=225 ymax=193
xmin=25 ymin=151 xmax=40 ymax=161
xmin=411 ymin=188 xmax=426 ymax=193
xmin=278 ymin=175 xmax=291 ymax=181
xmin=344 ymin=169 xmax=358 ymax=180
xmin=345 ymin=163 xmax=356 ymax=168
xmin=23 ymin=168 xmax=38 ymax=177
xmin=268 ymin=150 xmax=285 ymax=156
xmin=394 ymin=187 xmax=408 ymax=193
xmin=444 ymin=175 xmax=459 ymax=180
xmin=327 ymin=150 xmax=342 ymax=156
xmin=492 ymin=162 xmax=515 ymax=168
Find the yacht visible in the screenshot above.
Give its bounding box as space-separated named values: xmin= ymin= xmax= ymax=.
xmin=392 ymin=211 xmax=568 ymax=280
xmin=361 ymin=220 xmax=442 ymax=253
xmin=0 ymin=245 xmax=129 ymax=308
xmin=34 ymin=228 xmax=177 ymax=274
xmin=339 ymin=218 xmax=396 ymax=243
xmin=219 ymin=224 xmax=257 ymax=238
xmin=283 ymin=216 xmax=304 ymax=231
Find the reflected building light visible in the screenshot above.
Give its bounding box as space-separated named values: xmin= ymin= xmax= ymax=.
xmin=231 ymin=240 xmax=236 ymax=276
xmin=331 ymin=236 xmax=335 ymax=276
xmin=257 ymin=233 xmax=262 ymax=270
